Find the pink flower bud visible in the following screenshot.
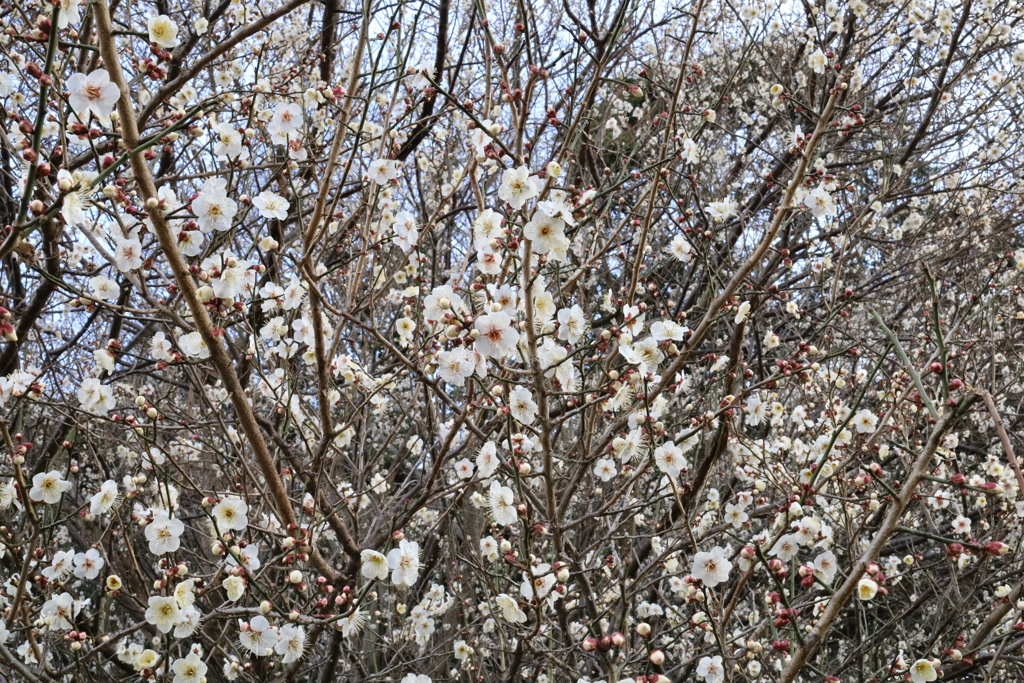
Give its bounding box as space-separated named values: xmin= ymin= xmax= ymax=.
xmin=986 ymin=542 xmax=1010 ymax=556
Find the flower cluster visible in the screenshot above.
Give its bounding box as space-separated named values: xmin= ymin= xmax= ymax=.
xmin=0 ymin=0 xmax=1023 ymax=681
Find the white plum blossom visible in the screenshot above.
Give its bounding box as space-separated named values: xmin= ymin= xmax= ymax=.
xmin=192 ymin=178 xmax=238 ymax=233
xmin=89 ymin=275 xmax=120 ymax=302
xmin=650 ymin=319 xmax=687 ymax=341
xmin=476 ymin=441 xmax=501 ymax=478
xmin=58 ymin=0 xmax=82 ymax=28
xmin=508 ymin=386 xmax=538 ymax=425
xmin=90 ymin=480 xmax=119 ymax=515
xmin=367 ymin=158 xmax=401 ymax=184
xmin=495 ymin=594 xmax=527 ymax=623
xmin=910 ymin=660 xmax=938 ymax=683
xmin=223 ymin=575 xmax=245 ymax=601
xmin=145 ymin=595 xmax=182 ymax=633
xmin=0 ymin=4 xmax=1018 ymax=680
xmin=654 ymin=441 xmax=686 ymax=478
xmin=724 ymin=503 xmax=748 ymax=528
xmin=114 ymin=231 xmax=144 ymax=271
xmin=361 ymin=549 xmax=389 ymax=580
xmin=73 ymin=549 xmax=105 ymax=579
xmin=387 ymin=539 xmax=421 ymax=587
xmin=770 ymin=534 xmax=800 ymax=562
xmin=41 ymin=593 xmax=80 ymax=631
xmin=853 ymin=409 xmax=878 ymax=433
xmin=691 ymin=546 xmax=733 ymax=588
xmin=557 ymin=304 xmax=588 ymax=344
xmin=498 ymin=166 xmax=540 ymax=209
xmin=67 ymin=69 xmax=120 ymax=119
xmin=212 ymin=122 xmax=245 ymax=159
xmin=806 ymin=183 xmax=837 ymax=217
xmin=239 ymin=616 xmax=277 ymax=655
xmin=42 ymin=551 xmax=74 ymax=581
xmin=523 ymin=213 xmax=567 ymax=254
xmin=858 ymin=577 xmax=879 ymax=600
xmin=275 ymin=624 xmax=306 ymax=663
xmin=697 ymin=655 xmax=725 ymax=683
xmin=812 ymin=550 xmax=838 ymax=584
xmin=212 ymin=496 xmax=248 ymax=531
xmin=269 ymin=103 xmax=303 ymax=142
xmin=29 ymin=471 xmax=72 ymax=504
xmin=667 ymin=234 xmax=693 ymax=261
xmin=179 ymin=331 xmax=211 ymax=359
xmin=146 ymin=512 xmax=185 ymax=555
xmin=808 ymin=47 xmax=828 ymax=73
xmin=171 ymin=652 xmax=207 ymax=683
xmin=148 ymin=15 xmax=179 ymax=47
xmin=252 ymin=191 xmax=290 ymax=219
xmin=594 ymin=458 xmax=617 ymax=481
xmin=474 ymin=311 xmax=519 ymax=358
xmin=520 ymin=563 xmax=556 ymax=600
xmin=487 ymin=481 xmax=518 ymax=526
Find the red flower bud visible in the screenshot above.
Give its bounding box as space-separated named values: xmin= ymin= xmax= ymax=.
xmin=986 ymin=542 xmax=1009 ymax=556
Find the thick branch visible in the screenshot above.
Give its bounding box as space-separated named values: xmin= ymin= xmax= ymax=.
xmin=93 ymin=0 xmax=341 ymax=582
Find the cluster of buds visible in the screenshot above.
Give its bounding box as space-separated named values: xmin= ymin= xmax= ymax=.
xmin=64 ymin=630 xmax=89 ymax=650
xmin=12 ymin=440 xmax=33 ymax=465
xmin=142 ymin=58 xmax=167 ymax=81
xmin=165 ymin=561 xmax=189 ymax=579
xmin=68 ymin=121 xmax=104 ymax=140
xmin=287 ymin=570 xmax=306 ymax=592
xmin=773 ymin=606 xmax=798 ymax=627
xmin=148 ymin=42 xmax=173 ymax=61
xmin=797 ymin=564 xmax=819 ymax=589
xmin=774 ymin=357 xmax=806 ymax=377
xmin=330 ymin=586 xmax=356 ymax=611
xmin=581 ymin=631 xmax=628 ymax=653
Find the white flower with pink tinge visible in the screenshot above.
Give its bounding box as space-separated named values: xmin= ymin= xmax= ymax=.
xmin=488 ymin=481 xmax=518 ymax=526
xmin=697 ymin=654 xmax=725 ymax=683
xmin=474 ymin=311 xmax=519 ymax=358
xmin=67 ymin=69 xmax=120 ymax=120
xmin=691 ymin=546 xmax=733 ymax=588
